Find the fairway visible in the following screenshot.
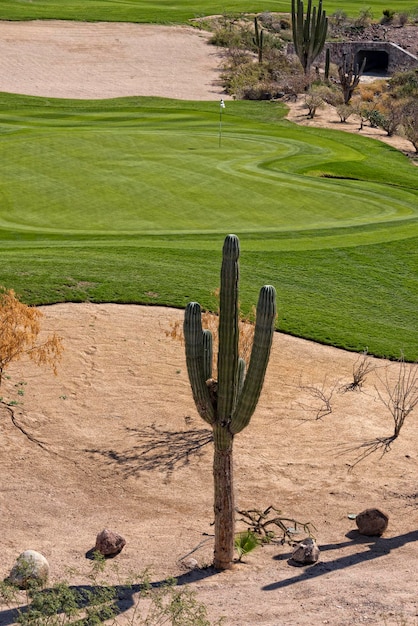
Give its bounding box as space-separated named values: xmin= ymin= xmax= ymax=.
xmin=0 ymin=0 xmax=416 ymax=22
xmin=0 ymin=95 xmax=417 ymax=360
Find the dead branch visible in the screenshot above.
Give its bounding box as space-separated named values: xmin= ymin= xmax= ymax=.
xmin=298 ymin=376 xmax=339 ymax=420
xmin=340 ymin=349 xmax=377 ymax=392
xmin=236 ymin=506 xmax=316 ymax=544
xmin=0 ymin=399 xmax=53 ymax=454
xmin=375 ymin=356 xmax=418 ymax=439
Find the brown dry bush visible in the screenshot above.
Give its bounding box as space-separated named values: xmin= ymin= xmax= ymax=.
xmin=0 ymin=286 xmax=63 ymax=386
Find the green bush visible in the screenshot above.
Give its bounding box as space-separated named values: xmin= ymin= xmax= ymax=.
xmin=0 ymin=561 xmax=224 ymax=626
xmin=381 ymin=8 xmax=396 ymax=23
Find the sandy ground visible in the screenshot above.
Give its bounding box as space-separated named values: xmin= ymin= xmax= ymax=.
xmin=0 ymin=21 xmax=417 ymax=626
xmin=1 ymin=304 xmax=418 ymax=626
xmin=285 ymin=96 xmax=416 ymax=157
xmin=0 ymin=21 xmax=226 ymax=100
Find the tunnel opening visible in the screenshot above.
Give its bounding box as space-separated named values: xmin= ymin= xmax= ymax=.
xmin=356 ymin=49 xmax=389 ymax=74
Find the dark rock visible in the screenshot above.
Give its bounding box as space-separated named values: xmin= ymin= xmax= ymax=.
xmin=95 ymin=529 xmax=126 ymax=556
xmin=356 ymin=508 xmax=389 ymax=536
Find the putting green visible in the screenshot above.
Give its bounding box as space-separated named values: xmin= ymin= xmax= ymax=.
xmin=1 ymin=96 xmax=417 ymax=360
xmin=1 ymin=114 xmax=417 ymax=251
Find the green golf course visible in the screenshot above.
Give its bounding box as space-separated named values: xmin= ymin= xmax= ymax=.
xmin=0 ymin=0 xmax=415 ymax=23
xmin=0 ymin=93 xmax=417 ymax=360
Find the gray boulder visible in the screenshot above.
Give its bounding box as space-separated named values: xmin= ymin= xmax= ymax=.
xmin=8 ymin=550 xmax=49 ymax=588
xmin=291 ymin=537 xmax=320 ymax=565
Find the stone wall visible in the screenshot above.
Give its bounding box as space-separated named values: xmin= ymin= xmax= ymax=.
xmin=326 ymin=41 xmax=418 ymax=74
xmin=288 ymin=41 xmax=418 ymax=74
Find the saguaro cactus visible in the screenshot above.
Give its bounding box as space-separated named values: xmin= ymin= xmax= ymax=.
xmin=338 ymin=52 xmax=367 ymax=104
xmin=253 ymin=16 xmax=264 ymax=63
xmin=291 ymin=0 xmax=328 ymax=75
xmin=184 ymin=235 xmax=276 ymax=570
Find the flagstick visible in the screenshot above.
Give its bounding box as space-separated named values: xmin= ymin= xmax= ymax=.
xmin=219 ymin=99 xmax=225 ymax=148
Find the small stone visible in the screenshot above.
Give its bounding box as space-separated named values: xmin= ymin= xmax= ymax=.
xmin=356 ymin=508 xmax=389 ymax=536
xmin=8 ymin=550 xmax=49 ymax=588
xmin=181 ymin=558 xmax=199 ymax=570
xmin=95 ymin=529 xmax=126 ymax=556
xmin=291 ymin=537 xmax=320 ymax=565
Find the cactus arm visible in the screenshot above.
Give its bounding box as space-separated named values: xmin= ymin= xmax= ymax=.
xmin=325 ymin=47 xmax=330 ymax=81
xmin=304 ymin=0 xmax=312 ymax=47
xmin=184 ymin=302 xmax=215 ymax=425
xmin=217 ymin=234 xmax=240 ymax=428
xmin=236 ymin=357 xmax=246 ymax=400
xmin=292 ymin=0 xmax=303 ymax=59
xmin=307 ymin=4 xmax=317 ymax=63
xmin=253 ymin=17 xmax=264 ymax=63
xmin=203 ymin=329 xmax=213 ymax=382
xmin=314 ymin=8 xmax=328 ymax=59
xmin=231 ymin=285 xmax=276 ymax=434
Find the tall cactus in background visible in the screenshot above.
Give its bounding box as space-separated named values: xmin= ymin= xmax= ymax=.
xmin=253 ymin=16 xmax=264 ymax=63
xmin=291 ymin=0 xmax=328 ymax=75
xmin=184 ymin=235 xmax=276 ymax=570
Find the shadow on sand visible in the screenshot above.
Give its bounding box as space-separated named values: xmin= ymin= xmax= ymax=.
xmin=263 ymin=528 xmax=418 ymax=591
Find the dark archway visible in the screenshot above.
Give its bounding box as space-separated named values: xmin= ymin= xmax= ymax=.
xmin=356 ymin=49 xmax=389 ymax=74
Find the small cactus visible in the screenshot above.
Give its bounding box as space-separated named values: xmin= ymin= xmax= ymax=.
xmin=253 ymin=16 xmax=264 ymax=63
xmin=184 ymin=234 xmax=276 ymax=569
xmin=338 ymin=52 xmax=367 ymax=104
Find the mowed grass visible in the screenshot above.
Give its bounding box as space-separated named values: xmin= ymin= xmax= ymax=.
xmin=0 ymin=0 xmax=416 ymax=22
xmin=0 ymin=93 xmax=417 ymax=360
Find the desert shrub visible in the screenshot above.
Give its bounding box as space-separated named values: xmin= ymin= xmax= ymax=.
xmin=330 ymin=9 xmax=348 ymax=27
xmin=209 ymin=22 xmax=252 ymax=49
xmin=304 ymin=88 xmax=325 ymax=118
xmin=380 ymin=8 xmax=396 ymax=24
xmin=0 ymin=561 xmax=224 ymax=626
xmin=220 ymin=46 xmax=305 ymax=100
xmin=358 ymin=79 xmax=387 ymax=102
xmin=400 ymin=99 xmax=418 ymax=151
xmin=397 ymin=11 xmax=409 ymax=26
xmin=354 ymin=7 xmax=373 ymax=28
xmin=317 ymin=84 xmax=343 ymax=106
xmin=375 ymin=95 xmax=404 ymax=135
xmin=336 ymin=103 xmax=354 ymax=122
xmin=0 ymin=287 xmax=63 ymax=386
xmin=367 ymin=109 xmax=386 ymax=128
xmin=389 ymin=69 xmax=418 ymax=99
xmin=221 ymin=56 xmax=266 ymax=99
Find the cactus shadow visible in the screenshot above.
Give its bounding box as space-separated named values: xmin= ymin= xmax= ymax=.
xmin=263 ymin=529 xmax=418 ymax=590
xmin=86 ymin=424 xmax=213 ymax=477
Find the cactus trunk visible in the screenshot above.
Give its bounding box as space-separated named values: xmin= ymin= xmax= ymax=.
xmin=184 ymin=234 xmax=276 ymax=570
xmin=213 ymin=430 xmax=235 ymax=570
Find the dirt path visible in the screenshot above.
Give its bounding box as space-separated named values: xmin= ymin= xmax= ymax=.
xmin=1 ymin=303 xmax=417 ymax=626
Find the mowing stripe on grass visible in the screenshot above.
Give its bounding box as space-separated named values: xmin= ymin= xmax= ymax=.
xmin=0 ymin=95 xmax=417 ymax=360
xmin=0 ymin=0 xmax=416 ymax=22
